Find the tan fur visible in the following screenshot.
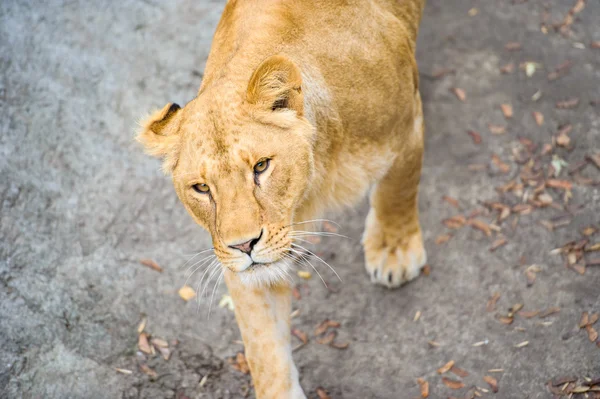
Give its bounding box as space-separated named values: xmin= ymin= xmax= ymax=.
xmin=137 ymin=1 xmax=426 ymax=397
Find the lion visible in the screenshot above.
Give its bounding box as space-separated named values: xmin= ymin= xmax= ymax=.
xmin=137 ymin=0 xmax=426 ymax=397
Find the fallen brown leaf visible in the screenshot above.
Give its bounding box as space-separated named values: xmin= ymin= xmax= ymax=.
xmin=451 ymin=87 xmax=467 ymax=102
xmin=580 ymin=312 xmax=590 ymax=328
xmin=442 ymin=195 xmax=460 ymax=208
xmin=467 ymin=130 xmax=482 ymax=144
xmin=498 ymin=316 xmax=513 ymax=325
xmin=450 ymin=365 xmax=469 ymax=378
xmin=330 ymin=341 xmax=350 ymax=350
xmin=586 ymin=154 xmax=600 ymax=170
xmin=488 ymin=124 xmax=506 ymax=135
xmin=316 ymin=387 xmax=331 ymax=399
xmin=532 ymin=111 xmax=544 ymax=126
xmin=500 ymin=63 xmax=515 ymax=74
xmin=592 ymin=41 xmax=600 ymax=49
xmin=490 ymin=238 xmax=507 ymax=252
xmin=491 ymin=154 xmax=510 ymax=173
xmin=546 ymin=179 xmax=573 ymax=191
xmin=587 ymin=326 xmax=599 ymax=342
xmin=417 ymin=378 xmax=429 ymax=398
xmin=556 ymin=98 xmax=580 ymax=109
xmin=138 ymin=332 xmax=152 ymax=354
xmin=589 ymin=313 xmax=599 ymax=326
xmin=139 ymin=364 xmax=158 ymax=380
xmin=436 ymin=234 xmax=452 ymax=245
xmin=140 ymin=259 xmax=163 ymax=273
xmin=232 ymin=352 xmax=250 ymax=374
xmin=500 ymin=104 xmax=513 ymax=119
xmin=316 ymin=331 xmax=337 ymax=345
xmin=505 ymin=42 xmax=522 ymax=51
xmin=483 ymin=375 xmax=499 ymax=393
xmin=442 ymin=377 xmax=465 ymax=390
xmin=178 ymin=285 xmax=196 ymax=301
xmin=556 ymin=132 xmax=571 ymax=147
xmin=487 ymin=292 xmax=501 ymax=312
xmin=314 ymin=319 xmax=340 ymax=336
xmin=292 ymin=328 xmax=308 ymax=344
xmin=582 ymin=226 xmax=598 ymax=236
xmin=443 ymin=215 xmax=466 ymax=229
xmin=437 ymin=360 xmax=455 ymax=374
xmin=469 ymin=219 xmax=492 ymax=236
xmin=539 ymin=307 xmax=561 ymax=318
xmin=518 ymin=310 xmax=540 ymax=319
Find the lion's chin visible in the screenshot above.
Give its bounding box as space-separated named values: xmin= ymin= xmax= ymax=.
xmin=237 ymin=259 xmax=291 ymax=288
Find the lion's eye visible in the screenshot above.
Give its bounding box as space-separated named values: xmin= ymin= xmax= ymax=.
xmin=253 ymin=159 xmax=270 ymax=174
xmin=192 ymin=183 xmax=210 ymax=194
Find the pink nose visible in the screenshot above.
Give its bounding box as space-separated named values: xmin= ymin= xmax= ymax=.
xmin=228 ymin=233 xmax=262 ymax=255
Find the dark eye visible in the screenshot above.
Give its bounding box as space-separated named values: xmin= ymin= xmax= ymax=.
xmin=254 ymin=159 xmax=270 ymax=174
xmin=192 ymin=183 xmax=210 ymax=194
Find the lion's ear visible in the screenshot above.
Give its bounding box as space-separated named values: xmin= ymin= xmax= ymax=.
xmin=246 ymin=55 xmax=303 ymax=116
xmin=136 ymin=103 xmax=182 ymax=173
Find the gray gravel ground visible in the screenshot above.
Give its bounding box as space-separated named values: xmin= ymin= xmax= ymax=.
xmin=1 ymin=1 xmax=599 ymax=398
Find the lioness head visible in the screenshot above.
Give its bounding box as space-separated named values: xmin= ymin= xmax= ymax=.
xmin=137 ymin=55 xmax=315 ymax=286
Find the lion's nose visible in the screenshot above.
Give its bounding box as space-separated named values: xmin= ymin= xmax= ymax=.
xmin=228 ymin=231 xmax=262 ymax=255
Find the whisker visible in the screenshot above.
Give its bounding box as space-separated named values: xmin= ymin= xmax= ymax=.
xmin=185 ymin=254 xmax=216 ymax=277
xmin=195 ymin=260 xmax=220 ymax=306
xmin=291 ymin=243 xmax=342 ymax=282
xmin=184 ymin=255 xmax=216 ymax=287
xmin=207 ymin=271 xmax=225 ymax=319
xmin=289 ymin=231 xmax=351 ymax=240
xmin=180 ymin=247 xmax=215 ymax=269
xmin=285 ymin=219 xmax=341 ymax=228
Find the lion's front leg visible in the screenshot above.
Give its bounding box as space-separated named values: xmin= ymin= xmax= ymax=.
xmin=224 ymin=270 xmax=306 ymax=399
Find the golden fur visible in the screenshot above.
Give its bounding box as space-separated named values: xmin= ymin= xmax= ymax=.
xmin=138 ymin=0 xmax=426 ymax=397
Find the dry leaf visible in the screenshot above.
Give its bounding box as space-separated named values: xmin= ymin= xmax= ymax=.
xmin=500 ymin=63 xmax=515 ymax=74
xmin=292 ymin=328 xmax=308 ymax=344
xmin=297 ymin=270 xmax=312 ymax=279
xmin=587 ymin=326 xmax=599 ymax=342
xmin=137 ymin=316 xmax=147 ymax=334
xmin=315 ymin=319 xmax=340 ymax=336
xmin=539 ymin=307 xmax=561 ymax=318
xmin=483 ymin=376 xmax=499 ymax=393
xmin=500 ymin=104 xmax=513 ymax=119
xmin=139 ymin=364 xmax=158 ymax=380
xmin=469 ymin=219 xmax=492 ymax=236
xmin=450 ymin=365 xmax=469 ymax=378
xmin=487 ymin=292 xmax=501 ymax=312
xmin=115 ymin=368 xmax=133 ymax=375
xmin=586 ymin=153 xmax=600 ymax=170
xmin=592 ymin=41 xmax=600 ymax=49
xmin=330 ymin=341 xmax=350 ymax=350
xmin=140 ymin=259 xmax=163 ymax=273
xmin=582 ymin=226 xmax=598 ymax=236
xmin=518 ymin=310 xmax=540 ymax=319
xmin=488 ymin=124 xmax=506 ymax=134
xmin=316 ymin=387 xmax=331 ymax=399
xmin=442 ymin=195 xmax=460 ymax=208
xmin=505 ymin=42 xmax=522 ymax=51
xmin=442 ymin=377 xmax=465 ymax=390
xmin=490 ymin=238 xmax=507 ymax=252
xmin=316 ymin=331 xmax=336 ymax=345
xmin=138 ymin=332 xmax=152 ymax=354
xmin=556 ymin=98 xmax=580 ymax=109
xmin=467 ymin=130 xmax=482 ymax=144
xmin=498 ymin=316 xmax=513 ymax=325
xmin=546 ymin=179 xmax=572 ymax=191
xmin=589 ymin=313 xmax=599 ymax=326
xmin=178 ymin=285 xmax=196 ymax=301
xmin=580 ymin=312 xmax=590 ymax=328
xmin=443 ymin=215 xmax=466 ymax=229
xmin=436 ymin=234 xmax=452 ymax=245
xmin=417 ymin=378 xmax=429 ymax=398
xmin=451 ymin=88 xmax=467 ymax=102
xmin=532 ymin=112 xmax=544 ymax=126
xmin=491 ymin=154 xmax=510 ymax=173
xmin=515 ymin=341 xmax=529 ymax=348
xmin=437 ymin=360 xmax=455 ymax=374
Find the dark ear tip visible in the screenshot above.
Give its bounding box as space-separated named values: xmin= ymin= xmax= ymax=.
xmin=168 ymin=103 xmax=181 ymax=113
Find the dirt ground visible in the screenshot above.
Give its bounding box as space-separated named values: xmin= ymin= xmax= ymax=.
xmin=1 ymin=1 xmax=599 ymax=398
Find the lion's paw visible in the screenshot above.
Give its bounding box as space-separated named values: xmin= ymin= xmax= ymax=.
xmin=362 ymin=211 xmax=426 ymax=288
